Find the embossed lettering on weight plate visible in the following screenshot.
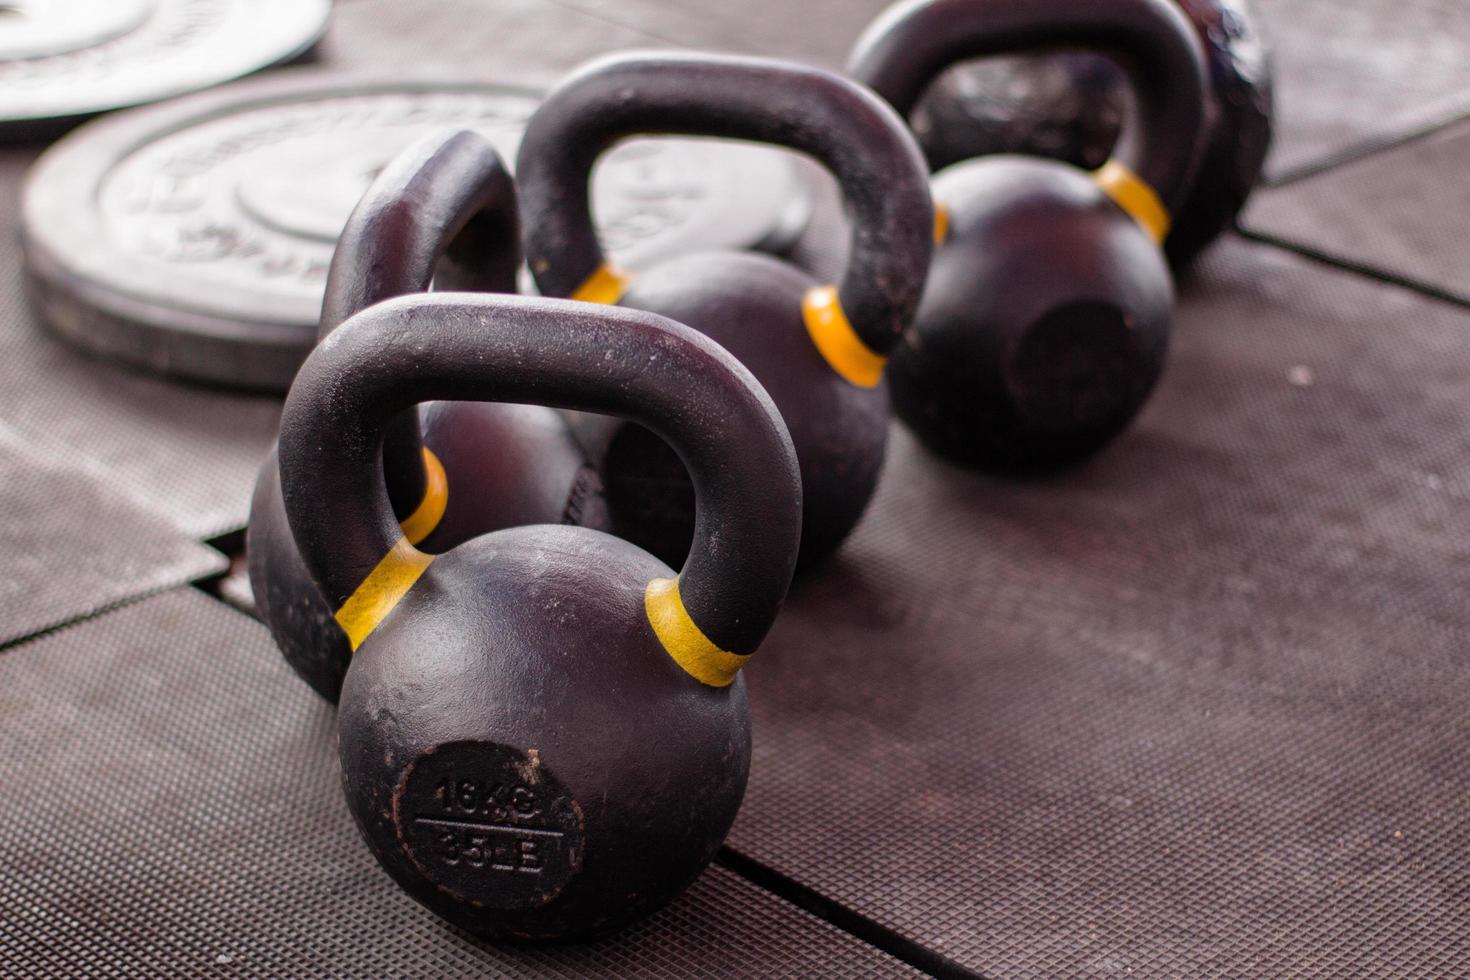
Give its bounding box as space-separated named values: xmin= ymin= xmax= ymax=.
xmin=0 ymin=0 xmax=229 ymax=88
xmin=399 ymin=742 xmax=584 ymax=908
xmin=98 ymin=91 xmax=715 ymax=305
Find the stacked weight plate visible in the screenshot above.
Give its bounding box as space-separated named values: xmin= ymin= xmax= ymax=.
xmin=21 ymin=76 xmax=809 ymax=390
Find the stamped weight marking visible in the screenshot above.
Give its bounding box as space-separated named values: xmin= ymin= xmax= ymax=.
xmin=398 ymin=742 xmax=584 ymax=909
xmin=22 ymin=77 xmax=811 ymax=390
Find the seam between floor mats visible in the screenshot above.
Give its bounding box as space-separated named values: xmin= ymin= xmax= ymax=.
xmin=716 ymin=847 xmax=987 ymax=980
xmin=540 ymin=0 xmax=695 ymax=49
xmin=1236 ymin=227 xmax=1470 ymax=311
xmin=0 ymin=581 xmax=212 ymax=655
xmin=1265 ymin=107 xmax=1470 ymax=188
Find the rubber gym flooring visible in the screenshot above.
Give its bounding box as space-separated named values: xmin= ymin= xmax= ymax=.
xmin=2 ymin=0 xmax=1468 ymax=976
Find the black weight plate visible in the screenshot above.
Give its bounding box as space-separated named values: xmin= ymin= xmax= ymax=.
xmin=729 ymin=236 xmax=1470 ymax=976
xmin=21 ymin=72 xmax=811 ymax=391
xmin=1242 ymin=116 xmax=1470 ymax=303
xmin=0 ymin=0 xmax=329 ymax=137
xmin=0 ymin=433 xmax=223 ymax=647
xmin=0 ymin=144 xmax=282 ymax=540
xmin=1252 ymin=0 xmax=1470 ymax=178
xmin=0 ymin=588 xmax=920 ymax=978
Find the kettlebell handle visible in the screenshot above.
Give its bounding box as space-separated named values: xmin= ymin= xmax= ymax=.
xmin=319 ymin=128 xmax=520 ymax=337
xmin=318 ymin=129 xmax=522 ymax=515
xmin=516 ymin=51 xmax=934 ymax=358
xmin=849 ymin=0 xmax=1208 ymax=218
xmin=279 ymin=293 xmax=802 ymax=660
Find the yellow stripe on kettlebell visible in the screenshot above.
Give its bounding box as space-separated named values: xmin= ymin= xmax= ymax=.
xmin=1093 ymin=160 xmax=1171 ymax=245
xmin=645 ymin=577 xmax=751 ymax=688
xmin=802 ymin=286 xmax=886 ymax=389
xmin=335 ymin=538 xmax=434 ymax=652
xmin=399 ymin=448 xmax=448 ymax=546
xmin=571 ymin=263 xmax=631 ymax=305
xmin=933 ymin=201 xmax=950 ymax=245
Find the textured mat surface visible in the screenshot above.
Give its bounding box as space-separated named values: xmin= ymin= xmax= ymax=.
xmin=326 ymin=0 xmax=674 ymax=83
xmin=0 ymin=0 xmax=683 ymax=544
xmin=571 ymin=0 xmax=1470 ymax=182
xmin=1252 ymin=0 xmax=1470 ymax=177
xmin=1242 ymin=117 xmax=1470 ymax=302
xmin=728 ymin=236 xmax=1470 ymax=977
xmin=0 ymin=1 xmax=686 ymax=543
xmin=0 ymin=589 xmax=919 ymax=978
xmin=4 ymin=1 xmax=1470 ymax=975
xmin=0 ymin=146 xmax=283 ymax=539
xmin=0 ymin=429 xmax=224 ymax=647
xmin=551 ymin=0 xmax=892 ymax=67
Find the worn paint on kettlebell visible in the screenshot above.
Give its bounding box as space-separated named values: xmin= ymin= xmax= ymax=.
xmin=1092 ymin=159 xmax=1171 ymax=244
xmin=333 ymin=539 xmax=434 ymax=652
xmin=398 ymin=449 xmax=449 ymax=546
xmin=850 ymin=0 xmax=1208 ymax=470
xmin=278 ymin=294 xmax=801 ymax=940
xmin=248 ymin=131 xmax=613 ymax=703
xmin=645 ymin=577 xmax=752 ymax=687
xmin=517 ymin=53 xmax=933 ymax=570
xmin=800 ymin=286 xmax=887 ymax=389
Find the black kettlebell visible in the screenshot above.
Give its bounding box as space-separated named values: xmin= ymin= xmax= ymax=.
xmin=895 ymin=0 xmax=1273 ymax=269
xmin=247 ymin=129 xmax=607 ymax=702
xmin=849 ymin=0 xmax=1208 ymax=470
xmin=278 ymin=293 xmax=801 ymax=942
xmin=517 ymin=51 xmax=933 ymax=571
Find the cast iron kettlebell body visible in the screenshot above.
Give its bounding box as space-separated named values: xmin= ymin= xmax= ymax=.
xmin=902 ymin=0 xmax=1273 ymax=269
xmin=517 ymin=52 xmax=933 ymax=570
xmin=850 ymin=0 xmax=1208 ymax=470
xmin=248 ymin=130 xmax=606 ymax=702
xmin=278 ymin=294 xmax=802 ymax=942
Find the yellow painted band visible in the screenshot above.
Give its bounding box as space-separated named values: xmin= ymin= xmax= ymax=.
xmin=398 ymin=448 xmax=448 ymax=546
xmin=571 ymin=263 xmax=631 ymax=305
xmin=334 ymin=538 xmax=434 ymax=652
xmin=802 ymin=286 xmax=886 ymax=389
xmin=933 ymin=201 xmax=950 ymax=245
xmin=1093 ymin=159 xmax=1170 ymax=245
xmin=644 ymin=577 xmax=751 ymax=688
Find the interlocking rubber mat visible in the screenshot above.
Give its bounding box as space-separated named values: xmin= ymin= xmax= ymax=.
xmin=0 ymin=0 xmax=674 ymax=541
xmin=1252 ymin=0 xmax=1470 ymax=178
xmin=0 ymin=589 xmax=919 ymax=978
xmin=0 ymin=430 xmax=223 ymax=647
xmin=548 ymin=0 xmax=893 ymax=67
xmin=562 ymin=0 xmax=1470 ymax=182
xmin=0 ymin=147 xmax=282 ymax=539
xmin=1242 ymin=117 xmax=1470 ymax=303
xmin=728 ymin=237 xmax=1470 ymax=977
xmin=3 ymin=0 xmax=1470 ymax=975
xmin=325 ymin=0 xmax=675 ymax=83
